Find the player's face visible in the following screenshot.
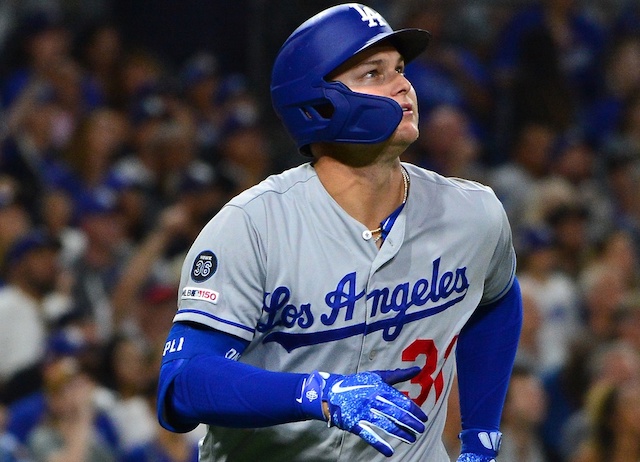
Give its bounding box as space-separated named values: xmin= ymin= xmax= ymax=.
xmin=329 ymin=45 xmax=420 ymax=146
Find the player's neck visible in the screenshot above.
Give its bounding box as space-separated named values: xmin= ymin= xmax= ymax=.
xmin=313 ymin=156 xmax=408 ymax=231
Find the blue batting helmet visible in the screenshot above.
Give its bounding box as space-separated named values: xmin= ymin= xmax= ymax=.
xmin=271 ymin=3 xmax=430 ymax=155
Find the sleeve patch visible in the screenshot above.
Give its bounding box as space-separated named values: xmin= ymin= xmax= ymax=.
xmin=181 ymin=287 xmax=220 ymax=304
xmin=190 ymin=250 xmax=218 ymax=282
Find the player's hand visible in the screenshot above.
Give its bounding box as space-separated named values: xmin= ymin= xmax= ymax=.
xmin=298 ymin=367 xmax=427 ymax=457
xmin=456 ymin=429 xmax=502 ymax=462
xmin=456 ymin=455 xmax=496 ymax=462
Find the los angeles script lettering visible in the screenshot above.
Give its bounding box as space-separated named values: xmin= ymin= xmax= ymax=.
xmin=256 ymin=257 xmax=469 ymax=337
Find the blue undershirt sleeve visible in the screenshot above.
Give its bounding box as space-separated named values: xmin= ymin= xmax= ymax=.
xmin=157 ymin=322 xmax=308 ymax=433
xmin=456 ymin=277 xmax=523 ymax=433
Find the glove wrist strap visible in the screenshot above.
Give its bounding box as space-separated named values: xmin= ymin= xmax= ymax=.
xmin=298 ymin=370 xmax=328 ymax=423
xmin=459 ymin=428 xmax=502 ymax=458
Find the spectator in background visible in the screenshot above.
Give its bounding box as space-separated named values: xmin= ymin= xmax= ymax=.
xmin=1 ymin=13 xmax=103 ymax=147
xmin=400 ymin=3 xmax=494 ymax=138
xmin=26 ymin=354 xmax=118 ymax=462
xmin=615 ymin=291 xmax=640 ymax=354
xmin=498 ymin=361 xmax=549 ymax=462
xmin=151 ymin=118 xmax=210 ymax=205
xmin=113 ymin=49 xmax=165 ymax=109
xmin=488 ymin=122 xmax=556 ymax=232
xmin=180 ymin=52 xmax=223 ymax=163
xmin=518 ymin=175 xmax=577 ymax=233
xmin=580 ymin=34 xmax=640 ymax=149
xmin=61 ymin=107 xmax=128 ymax=205
xmin=516 ymin=283 xmax=544 ymax=371
xmin=510 ymin=27 xmax=577 ymax=139
xmin=43 ymin=57 xmax=103 ymax=149
xmin=0 ymin=84 xmax=76 ymax=222
xmin=559 ymin=341 xmax=640 ymax=460
xmin=613 ymin=0 xmax=640 ymax=36
xmin=547 ymin=133 xmax=612 ymax=245
xmin=216 ymin=110 xmax=272 ymax=195
xmin=121 ymin=383 xmax=199 ymax=462
xmin=596 ymin=229 xmax=639 ymax=290
xmin=613 ymin=89 xmax=640 ymax=155
xmin=97 ymin=333 xmax=157 ymax=453
xmin=516 ymin=225 xmax=581 ymax=375
xmin=545 ymin=202 xmax=591 ymax=278
xmin=577 ymin=228 xmax=638 ymax=343
xmin=578 ymin=262 xmax=628 ymax=342
xmin=110 ymin=91 xmax=179 ymax=230
xmin=136 ymin=284 xmax=183 ymax=366
xmin=491 ymin=0 xmax=606 ymax=158
xmin=403 ymin=104 xmax=484 ymax=181
xmin=174 ymin=165 xmax=236 ymax=238
xmin=588 ymin=341 xmax=640 ymax=391
xmin=492 ymin=0 xmax=606 ymax=107
xmin=66 ymin=192 xmax=131 ymax=342
xmin=0 ymin=231 xmax=70 ymax=405
xmin=38 ymin=188 xmax=84 ymax=267
xmin=73 ymin=22 xmax=124 ymax=108
xmin=0 ymin=403 xmax=32 ymax=462
xmin=567 ymin=360 xmax=640 ymax=462
xmin=0 ymin=12 xmax=72 ymax=109
xmin=601 ymin=141 xmax=640 ymax=248
xmin=4 ymin=324 xmax=102 ymax=447
xmin=540 ymin=334 xmax=596 ymax=462
xmin=110 ymin=203 xmax=191 ymax=332
xmin=0 ymin=177 xmax=32 ymax=271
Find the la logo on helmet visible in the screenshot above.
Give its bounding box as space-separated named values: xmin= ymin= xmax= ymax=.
xmin=349 ymin=4 xmax=388 ymax=27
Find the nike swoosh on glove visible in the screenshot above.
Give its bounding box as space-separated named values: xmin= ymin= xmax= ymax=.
xmin=298 ymin=367 xmax=427 ymax=457
xmin=456 ymin=428 xmax=502 ymax=462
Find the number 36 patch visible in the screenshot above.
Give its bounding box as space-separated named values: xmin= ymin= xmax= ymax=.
xmin=191 ymin=250 xmax=218 ymax=282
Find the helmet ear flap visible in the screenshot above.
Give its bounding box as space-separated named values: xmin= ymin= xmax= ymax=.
xmin=300 ymin=102 xmax=335 ymax=122
xmin=323 ymin=83 xmax=403 ymax=145
xmin=286 ymin=81 xmax=405 ymax=156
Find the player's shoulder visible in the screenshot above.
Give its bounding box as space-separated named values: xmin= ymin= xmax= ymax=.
xmin=228 ymin=163 xmax=316 ymax=209
xmin=405 ymin=163 xmax=506 ymax=222
xmin=405 ymin=163 xmax=497 ymax=196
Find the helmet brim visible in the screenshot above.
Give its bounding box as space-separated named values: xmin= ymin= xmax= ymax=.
xmin=355 ymin=28 xmax=431 ymax=65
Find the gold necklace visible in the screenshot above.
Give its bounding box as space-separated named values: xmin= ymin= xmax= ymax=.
xmin=367 ymin=167 xmax=409 ymax=242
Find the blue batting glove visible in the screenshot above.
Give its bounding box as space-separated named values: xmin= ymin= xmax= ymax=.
xmin=456 ymin=454 xmax=496 ymax=462
xmin=457 ymin=428 xmax=502 ymax=462
xmin=299 ymin=367 xmax=427 ymax=457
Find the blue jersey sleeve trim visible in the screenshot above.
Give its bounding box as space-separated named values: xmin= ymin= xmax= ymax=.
xmin=456 ymin=277 xmax=523 ymax=431
xmin=175 ymin=309 xmax=255 ymax=334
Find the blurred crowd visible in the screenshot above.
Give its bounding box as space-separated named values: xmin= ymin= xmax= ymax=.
xmin=0 ymin=0 xmax=639 ymax=461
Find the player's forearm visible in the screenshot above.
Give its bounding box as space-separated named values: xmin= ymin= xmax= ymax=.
xmin=160 ymin=354 xmax=309 ymax=431
xmin=157 ymin=322 xmax=310 ymax=431
xmin=453 ymin=279 xmax=522 ymax=461
xmin=456 ymin=277 xmax=522 ymax=431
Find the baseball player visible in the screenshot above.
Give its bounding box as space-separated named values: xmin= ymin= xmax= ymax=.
xmin=157 ymin=4 xmax=523 ymax=462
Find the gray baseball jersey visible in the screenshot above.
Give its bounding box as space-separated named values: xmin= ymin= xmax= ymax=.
xmin=174 ymin=162 xmax=516 ymax=462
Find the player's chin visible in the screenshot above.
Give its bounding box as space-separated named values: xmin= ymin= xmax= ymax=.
xmin=392 ymin=122 xmax=419 ymax=146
